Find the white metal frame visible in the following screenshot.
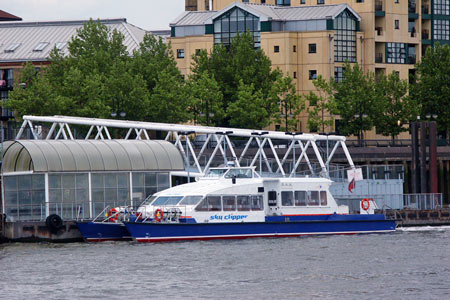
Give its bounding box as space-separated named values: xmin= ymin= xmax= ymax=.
xmin=17 ymin=115 xmax=355 ymax=177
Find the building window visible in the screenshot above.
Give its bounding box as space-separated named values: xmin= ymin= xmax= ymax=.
xmin=177 ymin=49 xmax=185 ymax=58
xmin=300 ymin=0 xmax=306 ymax=4
xmin=395 ymin=20 xmax=399 ymax=29
xmin=274 ymin=45 xmax=280 ymax=52
xmin=4 ymin=43 xmax=21 ymax=53
xmin=293 ymin=45 xmax=297 ymax=52
xmin=334 ymin=10 xmax=357 ymax=62
xmin=356 ymin=0 xmax=364 ymax=2
xmin=317 ymin=0 xmax=325 ymax=4
xmin=276 ymin=0 xmax=291 ymax=5
xmin=386 ymin=42 xmax=406 ymax=64
xmin=213 ymin=7 xmax=260 ymax=48
xmin=293 ymin=72 xmax=297 ymax=78
xmin=261 ymin=0 xmax=266 ymax=3
xmin=308 ymin=43 xmax=317 ymax=53
xmin=434 ymin=0 xmax=450 ymax=15
xmin=334 ymin=67 xmax=344 ymax=82
xmin=395 ymin=0 xmax=399 ymax=3
xmin=33 ymin=42 xmax=49 ymax=52
xmin=433 ymin=20 xmax=450 ymax=40
xmin=309 ymin=70 xmax=317 ymax=80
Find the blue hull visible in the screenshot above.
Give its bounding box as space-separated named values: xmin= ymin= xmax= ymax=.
xmin=124 ymin=215 xmax=396 ymax=243
xmin=76 ymin=222 xmax=132 ymax=242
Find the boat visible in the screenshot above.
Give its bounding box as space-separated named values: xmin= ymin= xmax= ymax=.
xmin=124 ymin=167 xmax=396 ymax=242
xmin=76 ymin=206 xmax=133 ymax=242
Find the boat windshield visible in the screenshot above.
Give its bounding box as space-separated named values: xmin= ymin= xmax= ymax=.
xmin=224 ymin=168 xmax=253 ymax=179
xmin=179 ymin=195 xmax=203 ymax=206
xmin=151 ymin=196 xmax=183 ymax=206
xmin=142 ymin=196 xmax=156 ymax=206
xmin=205 ymin=168 xmax=227 ymax=178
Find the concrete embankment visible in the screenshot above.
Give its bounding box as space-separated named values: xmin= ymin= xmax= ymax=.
xmin=384 ymin=208 xmax=450 ymax=227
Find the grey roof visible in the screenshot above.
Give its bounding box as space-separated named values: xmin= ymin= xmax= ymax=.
xmin=2 ymin=139 xmax=184 ymax=173
xmin=172 ymin=3 xmax=360 ymax=26
xmin=0 ymin=19 xmax=147 ymax=63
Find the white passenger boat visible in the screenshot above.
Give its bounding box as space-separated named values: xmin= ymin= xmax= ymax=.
xmin=125 ymin=167 xmax=395 ymax=242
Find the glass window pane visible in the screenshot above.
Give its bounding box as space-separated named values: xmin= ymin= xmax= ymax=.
xmin=223 ymin=195 xmax=236 ymax=211
xmin=132 ymin=173 xmax=144 ymax=188
xmin=105 ymin=174 xmax=117 ymax=188
xmin=145 ymin=173 xmax=157 ymax=187
xmin=62 ymin=174 xmax=75 ymax=189
xmin=4 ymin=176 xmax=17 ymax=191
xmin=117 ymin=173 xmax=128 ymax=188
xmin=32 ymin=175 xmax=45 ymax=190
xmin=18 ymin=175 xmax=31 ymax=190
xmin=76 ymin=174 xmax=88 ymax=189
xmin=179 ymin=196 xmax=203 ymax=206
xmin=320 ymin=191 xmax=328 ymax=206
xmin=251 ymin=195 xmax=263 ymax=211
xmin=309 ymin=191 xmax=320 ymax=206
xmin=196 ymin=197 xmax=209 ymax=211
xmin=92 ymin=189 xmax=104 ymax=202
xmin=237 ymin=195 xmax=250 ymax=211
xmin=295 ymin=191 xmax=307 ymax=206
xmin=62 ymin=189 xmax=75 ymax=203
xmin=282 ymin=191 xmax=294 ymax=206
xmin=157 ymin=173 xmax=169 ymax=188
xmin=91 ymin=174 xmax=103 ymax=189
xmin=207 ymin=196 xmax=222 ymax=211
xmin=32 ymin=190 xmax=45 ymax=204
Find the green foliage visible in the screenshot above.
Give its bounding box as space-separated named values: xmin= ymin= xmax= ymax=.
xmin=374 ymin=71 xmax=417 ymax=141
xmin=5 ymin=19 xmax=188 ymax=124
xmin=190 ymin=32 xmax=281 ymax=128
xmin=333 ymin=62 xmax=381 ymax=140
xmin=187 ymin=71 xmax=224 ymax=126
xmin=412 ymin=43 xmax=450 ymax=136
xmin=306 ymin=75 xmax=336 ymax=133
xmin=227 ymin=80 xmax=270 ymax=129
xmin=272 ymin=76 xmax=304 ymax=132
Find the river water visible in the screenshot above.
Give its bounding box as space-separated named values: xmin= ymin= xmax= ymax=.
xmin=1 ymin=226 xmax=450 ymax=300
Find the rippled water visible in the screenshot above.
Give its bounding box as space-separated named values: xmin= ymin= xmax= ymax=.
xmin=1 ymin=226 xmax=450 ymax=300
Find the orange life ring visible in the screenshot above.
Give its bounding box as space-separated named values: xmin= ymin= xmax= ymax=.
xmin=107 ymin=208 xmax=119 ymax=222
xmin=154 ymin=209 xmax=164 ymax=222
xmin=361 ymin=198 xmax=370 ymax=211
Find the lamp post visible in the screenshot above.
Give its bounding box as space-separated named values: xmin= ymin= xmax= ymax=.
xmin=354 ymin=113 xmax=368 ymax=147
xmin=179 ymin=131 xmax=195 ymax=183
xmin=251 ymin=131 xmax=268 ymax=176
xmin=285 ymin=132 xmax=303 ymax=177
xmin=215 ymin=131 xmax=233 ymax=165
xmin=111 ymin=97 xmax=126 ymax=119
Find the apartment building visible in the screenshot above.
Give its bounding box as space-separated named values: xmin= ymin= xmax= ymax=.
xmin=179 ymin=1 xmax=449 ymax=135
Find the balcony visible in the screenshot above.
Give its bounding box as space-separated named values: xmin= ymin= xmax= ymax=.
xmin=408 ymin=3 xmax=416 ymax=13
xmin=375 ymin=1 xmax=385 ymax=16
xmin=408 ymin=55 xmax=416 ymax=64
xmin=421 ymin=5 xmax=429 ymax=14
xmin=409 ymin=28 xmax=417 ymax=38
xmin=375 ymin=27 xmax=383 ymax=36
xmin=422 ymin=30 xmax=429 ymax=40
xmin=375 ymin=53 xmax=383 ymax=63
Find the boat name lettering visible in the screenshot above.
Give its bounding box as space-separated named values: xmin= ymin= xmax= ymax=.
xmin=210 ymin=214 xmax=248 ymax=221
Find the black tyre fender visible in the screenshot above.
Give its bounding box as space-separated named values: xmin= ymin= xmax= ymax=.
xmin=46 ymin=214 xmax=63 ymax=234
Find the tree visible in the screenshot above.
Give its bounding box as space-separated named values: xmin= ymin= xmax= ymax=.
xmin=333 ymin=62 xmax=381 ymax=144
xmin=305 ymin=75 xmax=336 ymax=133
xmin=190 ymin=32 xmax=281 ymax=128
xmin=412 ymin=43 xmax=450 ymax=137
xmin=187 ymin=71 xmax=224 ymax=126
xmin=374 ymin=71 xmax=417 ymax=143
xmin=226 ymin=80 xmax=271 ymax=129
xmin=272 ymin=75 xmax=304 ymax=132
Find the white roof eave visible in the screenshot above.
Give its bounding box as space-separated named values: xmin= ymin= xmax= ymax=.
xmin=204 ymin=2 xmax=270 ymax=25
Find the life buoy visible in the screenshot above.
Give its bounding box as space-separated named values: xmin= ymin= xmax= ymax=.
xmin=361 ymin=198 xmax=370 ymax=211
xmin=154 ymin=209 xmax=164 ymax=222
xmin=107 ymin=208 xmax=119 ymax=222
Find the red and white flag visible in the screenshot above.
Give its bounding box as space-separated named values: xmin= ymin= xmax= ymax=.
xmin=348 ymin=177 xmax=356 ymax=193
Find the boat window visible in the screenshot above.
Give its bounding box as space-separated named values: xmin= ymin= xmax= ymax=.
xmin=151 ymin=196 xmax=183 ymax=206
xmin=223 ymin=195 xmax=236 ymax=211
xmin=179 ymin=195 xmax=203 ymax=206
xmin=294 ymin=191 xmax=307 ymax=206
xmin=268 ymin=191 xmax=277 ymax=206
xmin=205 ymin=168 xmax=227 ymax=178
xmin=207 ymin=196 xmax=222 ymax=211
xmin=281 ymin=191 xmax=294 ymax=206
xmin=142 ymin=195 xmax=157 ymax=205
xmin=320 ymin=191 xmax=327 ymax=206
xmin=251 ymin=195 xmax=263 ymax=211
xmin=237 ymin=195 xmax=251 ymax=211
xmin=195 ymin=197 xmax=209 ymax=211
xmin=308 ymin=191 xmax=320 ymax=206
xmin=225 ymin=168 xmax=253 ymax=179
